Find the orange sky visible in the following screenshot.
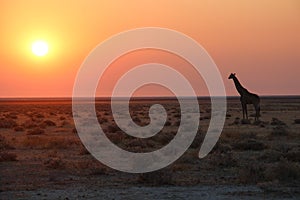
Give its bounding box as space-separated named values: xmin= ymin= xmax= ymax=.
xmin=0 ymin=0 xmax=299 ymax=97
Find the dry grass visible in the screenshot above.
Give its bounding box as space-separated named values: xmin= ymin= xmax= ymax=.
xmin=44 ymin=157 xmax=65 ymax=169
xmin=238 ymin=162 xmax=265 ymax=184
xmin=22 ymin=135 xmax=80 ymax=149
xmin=209 ymin=153 xmax=237 ymax=167
xmin=271 ymin=126 xmax=288 ymax=136
xmin=14 ymin=126 xmax=25 ymax=132
xmin=265 ymin=158 xmax=300 ymax=182
xmin=0 ymin=135 xmax=15 ymax=150
xmin=0 ymin=118 xmax=17 ymax=128
xmin=0 ymin=97 xmax=299 ymax=195
xmin=232 ymin=139 xmax=266 ymax=151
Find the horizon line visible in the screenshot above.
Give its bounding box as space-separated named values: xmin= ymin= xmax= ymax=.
xmin=0 ymin=94 xmax=300 ymax=100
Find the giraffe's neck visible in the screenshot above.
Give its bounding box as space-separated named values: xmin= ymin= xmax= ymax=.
xmin=233 ymin=77 xmax=246 ymax=96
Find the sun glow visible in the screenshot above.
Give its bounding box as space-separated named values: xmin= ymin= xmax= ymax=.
xmin=31 ymin=40 xmax=49 ymax=56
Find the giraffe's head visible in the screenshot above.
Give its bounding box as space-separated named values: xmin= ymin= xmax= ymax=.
xmin=228 ymin=73 xmax=236 ymax=79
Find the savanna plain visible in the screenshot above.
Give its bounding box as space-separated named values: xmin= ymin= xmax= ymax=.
xmin=0 ymin=97 xmax=299 ymax=199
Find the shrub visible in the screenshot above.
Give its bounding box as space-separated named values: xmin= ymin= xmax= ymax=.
xmin=27 ymin=128 xmax=45 ymax=135
xmin=265 ymin=158 xmax=300 ymax=182
xmin=59 ymin=116 xmax=66 ymax=120
xmin=294 ymin=119 xmax=300 ymax=124
xmin=107 ymin=125 xmax=121 ymax=133
xmin=210 ymin=153 xmax=237 ymax=167
xmin=285 ymin=148 xmax=300 ymax=162
xmin=138 ymin=170 xmax=173 ymax=185
xmin=35 ymin=113 xmax=45 ymax=118
xmin=211 ymin=142 xmax=232 ymax=153
xmin=5 ymin=113 xmax=18 ymax=119
xmin=232 ymin=117 xmax=240 ymax=125
xmin=106 ymin=132 xmax=124 ymax=144
xmin=0 ymin=118 xmax=17 ymax=128
xmin=22 ymin=120 xmax=37 ymax=129
xmin=270 ymin=118 xmax=286 ymax=126
xmin=44 ymin=157 xmax=64 ymax=169
xmin=241 ymin=119 xmax=251 ymax=124
xmin=0 ymin=135 xmax=14 ymax=150
xmin=190 ymin=130 xmax=205 ymax=149
xmin=79 ymin=146 xmax=90 ymax=155
xmin=72 ymin=127 xmax=77 ymax=134
xmin=233 ymin=139 xmax=266 ymax=151
xmin=258 ymin=150 xmax=283 ymax=162
xmin=0 ymin=152 xmax=17 ymax=162
xmin=14 ymin=126 xmax=25 ymax=132
xmin=238 ymin=163 xmax=265 ymax=184
xmin=43 ymin=120 xmax=56 ymax=126
xmin=164 ymin=121 xmax=171 ymax=126
xmin=271 ymin=126 xmax=288 ymax=136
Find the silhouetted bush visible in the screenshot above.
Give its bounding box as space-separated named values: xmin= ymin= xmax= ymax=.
xmin=233 ymin=139 xmax=266 ymax=151
xmin=35 ymin=113 xmax=45 ymax=118
xmin=59 ymin=116 xmax=66 ymax=120
xmin=22 ymin=119 xmax=37 ymax=129
xmin=27 ymin=128 xmax=45 ymax=135
xmin=0 ymin=152 xmax=17 ymax=162
xmin=271 ymin=126 xmax=288 ymax=136
xmin=0 ymin=118 xmax=17 ymax=128
xmin=258 ymin=150 xmax=283 ymax=162
xmin=270 ymin=118 xmax=286 ymax=126
xmin=44 ymin=157 xmax=64 ymax=169
xmin=294 ymin=119 xmax=300 ymax=124
xmin=265 ymin=158 xmax=300 ymax=182
xmin=238 ymin=163 xmax=265 ymax=184
xmin=0 ymin=135 xmax=14 ymax=150
xmin=210 ymin=153 xmax=237 ymax=167
xmin=285 ymin=148 xmax=300 ymax=162
xmin=241 ymin=119 xmax=251 ymax=124
xmin=43 ymin=120 xmax=56 ymax=126
xmin=14 ymin=126 xmax=24 ymax=132
xmin=138 ymin=170 xmax=173 ymax=185
xmin=107 ymin=125 xmax=121 ymax=133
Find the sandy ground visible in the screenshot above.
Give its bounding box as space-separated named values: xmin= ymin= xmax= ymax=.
xmin=0 ymin=97 xmax=299 ymax=199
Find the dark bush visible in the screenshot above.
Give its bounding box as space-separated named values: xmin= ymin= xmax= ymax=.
xmin=271 ymin=126 xmax=288 ymax=136
xmin=233 ymin=139 xmax=266 ymax=151
xmin=0 ymin=118 xmax=17 ymax=128
xmin=265 ymin=158 xmax=300 ymax=182
xmin=138 ymin=170 xmax=173 ymax=185
xmin=0 ymin=135 xmax=14 ymax=150
xmin=43 ymin=120 xmax=56 ymax=126
xmin=0 ymin=152 xmax=17 ymax=162
xmin=294 ymin=119 xmax=300 ymax=124
xmin=14 ymin=126 xmax=25 ymax=132
xmin=27 ymin=128 xmax=45 ymax=135
xmin=238 ymin=163 xmax=265 ymax=184
xmin=270 ymin=118 xmax=286 ymax=126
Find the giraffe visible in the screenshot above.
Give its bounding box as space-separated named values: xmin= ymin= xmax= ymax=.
xmin=228 ymin=73 xmax=260 ymax=121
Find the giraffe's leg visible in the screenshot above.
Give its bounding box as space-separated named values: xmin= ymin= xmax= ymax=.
xmin=245 ymin=104 xmax=248 ymax=119
xmin=255 ymin=104 xmax=258 ymax=121
xmin=253 ymin=104 xmax=257 ymax=121
xmin=257 ymin=103 xmax=261 ymax=120
xmin=242 ymin=103 xmax=245 ymax=119
xmin=255 ymin=103 xmax=260 ymax=121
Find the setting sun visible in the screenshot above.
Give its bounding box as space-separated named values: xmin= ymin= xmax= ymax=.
xmin=31 ymin=40 xmax=49 ymax=56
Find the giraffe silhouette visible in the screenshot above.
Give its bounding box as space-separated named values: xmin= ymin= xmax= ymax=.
xmin=228 ymin=73 xmax=260 ymax=121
